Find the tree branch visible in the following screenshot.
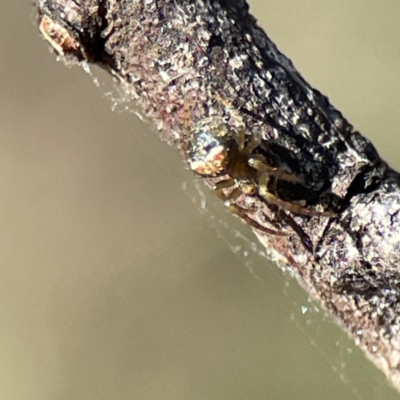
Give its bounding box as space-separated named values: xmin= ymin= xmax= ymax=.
xmin=34 ymin=0 xmax=400 ymax=391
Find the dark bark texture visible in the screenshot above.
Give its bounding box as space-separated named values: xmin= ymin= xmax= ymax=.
xmin=34 ymin=0 xmax=400 ymax=391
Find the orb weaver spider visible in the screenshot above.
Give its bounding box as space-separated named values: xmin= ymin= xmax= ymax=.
xmin=183 ymin=97 xmax=333 ymax=235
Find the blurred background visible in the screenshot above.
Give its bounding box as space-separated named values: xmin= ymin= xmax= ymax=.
xmin=1 ymin=1 xmax=400 ymax=399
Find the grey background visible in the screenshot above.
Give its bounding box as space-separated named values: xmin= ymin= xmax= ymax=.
xmin=1 ymin=1 xmax=400 ymax=399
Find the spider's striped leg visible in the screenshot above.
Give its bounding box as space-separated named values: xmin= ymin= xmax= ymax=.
xmin=257 ymin=173 xmax=334 ymax=217
xmin=228 ymin=203 xmax=287 ymax=236
xmin=212 ymin=179 xmax=286 ymax=236
xmin=248 ymin=154 xmax=304 ymax=184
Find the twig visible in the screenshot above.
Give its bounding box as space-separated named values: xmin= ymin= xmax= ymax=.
xmin=34 ymin=0 xmax=400 ymax=391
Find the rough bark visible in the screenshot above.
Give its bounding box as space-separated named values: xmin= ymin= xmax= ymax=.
xmin=33 ymin=0 xmax=400 ymax=391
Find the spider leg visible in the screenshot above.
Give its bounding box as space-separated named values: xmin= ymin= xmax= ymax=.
xmin=248 ymin=154 xmax=303 ymax=184
xmin=213 ymin=181 xmax=245 ymax=205
xmin=277 ymin=208 xmax=314 ymax=253
xmin=224 ymin=187 xmax=243 ymax=204
xmin=213 ymin=178 xmax=236 ymax=191
xmin=258 ymin=173 xmax=334 ymax=217
xmin=228 ymin=203 xmax=287 ymax=236
xmin=243 ymin=131 xmax=262 ymax=154
xmin=235 ymin=127 xmax=262 ymax=154
xmin=236 ymin=129 xmax=246 ymax=151
xmin=212 ymin=178 xmax=286 ymax=236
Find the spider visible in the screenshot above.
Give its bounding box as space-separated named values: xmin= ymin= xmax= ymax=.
xmin=183 ymin=99 xmax=333 ymax=235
